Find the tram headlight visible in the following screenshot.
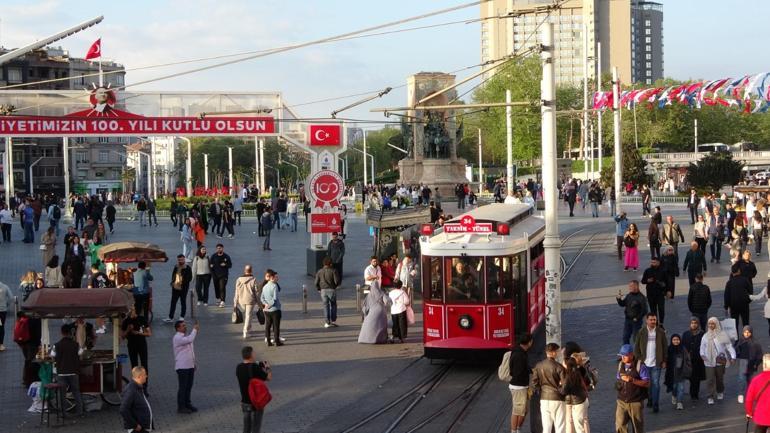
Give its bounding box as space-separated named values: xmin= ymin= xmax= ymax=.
xmin=458 ymin=315 xmax=473 ymax=329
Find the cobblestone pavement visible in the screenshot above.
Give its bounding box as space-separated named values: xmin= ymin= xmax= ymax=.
xmin=0 ymin=202 xmax=766 ymax=433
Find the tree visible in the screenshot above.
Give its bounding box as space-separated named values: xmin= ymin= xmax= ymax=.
xmin=684 ymin=151 xmax=744 ymax=191
xmin=600 ymin=141 xmax=651 ymax=187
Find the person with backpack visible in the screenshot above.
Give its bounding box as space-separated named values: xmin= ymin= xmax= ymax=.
xmin=48 ymin=201 xmax=61 ymax=236
xmin=615 ymin=344 xmax=650 ymax=433
xmin=503 ymin=333 xmax=533 ymax=433
xmin=236 ymin=346 xmax=272 ymax=433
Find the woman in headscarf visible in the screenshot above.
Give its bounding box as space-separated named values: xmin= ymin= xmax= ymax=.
xmin=681 ymin=317 xmax=706 ymax=401
xmin=664 ymin=334 xmax=691 ymax=410
xmin=699 ymin=317 xmax=736 ymax=405
xmin=734 ymin=325 xmax=763 ymax=404
xmin=357 ymin=284 xmax=391 ymax=344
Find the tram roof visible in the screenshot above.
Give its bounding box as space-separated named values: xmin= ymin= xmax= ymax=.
xmin=447 ymin=203 xmax=533 ymax=224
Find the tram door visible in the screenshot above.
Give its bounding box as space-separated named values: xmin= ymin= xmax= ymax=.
xmin=511 ymin=253 xmax=528 ymax=337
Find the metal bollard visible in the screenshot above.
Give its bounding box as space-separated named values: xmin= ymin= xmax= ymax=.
xmin=355 ymin=284 xmax=361 ymax=313
xmin=190 ymin=289 xmax=196 ymax=319
xmin=302 ymin=284 xmax=308 ymax=314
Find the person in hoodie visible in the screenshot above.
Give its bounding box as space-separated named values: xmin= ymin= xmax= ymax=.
xmin=664 ymin=334 xmax=692 ymax=410
xmin=734 ymin=325 xmax=763 ymax=404
xmin=234 ymin=265 xmax=258 ymax=340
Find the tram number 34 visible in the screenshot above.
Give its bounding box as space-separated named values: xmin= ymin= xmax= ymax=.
xmin=497 ymin=307 xmax=505 ymax=316
xmin=428 ymin=306 xmax=434 ymax=315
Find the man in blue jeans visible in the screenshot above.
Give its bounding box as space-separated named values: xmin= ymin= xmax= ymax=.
xmin=633 ymin=313 xmax=668 ymax=413
xmin=616 ymin=280 xmax=648 ymax=345
xmin=315 ymin=258 xmax=339 ymax=328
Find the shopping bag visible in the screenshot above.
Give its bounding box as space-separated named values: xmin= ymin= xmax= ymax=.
xmin=405 ymin=305 xmax=415 ymax=325
xmin=721 ymin=317 xmax=738 ymax=341
xmin=255 ymin=308 xmax=266 ymax=325
xmin=231 ymin=306 xmax=244 ymax=324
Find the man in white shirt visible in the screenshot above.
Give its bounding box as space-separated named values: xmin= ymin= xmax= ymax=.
xmin=364 ymin=256 xmax=382 ymax=291
xmin=173 ymin=320 xmax=199 ymax=414
xmin=633 ymin=313 xmax=668 ymax=413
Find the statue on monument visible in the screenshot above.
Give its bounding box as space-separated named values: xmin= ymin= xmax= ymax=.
xmin=423 ymin=111 xmax=450 ymax=159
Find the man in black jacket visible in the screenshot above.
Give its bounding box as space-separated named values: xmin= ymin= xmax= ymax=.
xmin=532 ymin=343 xmax=566 ymax=433
xmin=687 ymin=273 xmax=712 ymax=330
xmin=210 ymin=244 xmax=233 ymax=308
xmin=54 ymin=324 xmax=84 ymax=417
xmin=724 ymin=265 xmax=753 ymax=329
xmin=616 ymin=280 xmax=649 ymax=345
xmin=641 ymin=258 xmax=668 ymax=324
xmin=315 ymin=258 xmax=340 ymax=328
xmin=164 ymin=255 xmax=193 ymax=323
xmin=508 ymin=333 xmax=533 ymax=433
xmin=121 ymin=366 xmax=153 ymax=432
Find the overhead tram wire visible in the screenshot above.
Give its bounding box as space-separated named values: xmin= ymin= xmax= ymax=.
xmin=0 ymin=15 xmax=487 ymax=93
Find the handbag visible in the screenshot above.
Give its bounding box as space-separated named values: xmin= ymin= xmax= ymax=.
xmin=405 ymin=305 xmax=415 ymax=325
xmin=231 ymin=306 xmax=243 ymax=324
xmin=255 ymin=308 xmax=266 ymax=325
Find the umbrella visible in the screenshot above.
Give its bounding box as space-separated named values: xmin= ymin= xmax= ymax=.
xmin=97 ymin=242 xmax=168 ymax=263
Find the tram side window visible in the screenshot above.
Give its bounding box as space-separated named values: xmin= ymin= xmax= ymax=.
xmin=512 ymin=253 xmax=526 ymax=294
xmin=446 ymin=257 xmax=484 ymax=302
xmin=422 ymin=256 xmax=444 ymax=302
xmin=530 ymin=242 xmax=544 ymax=279
xmin=486 ymin=256 xmax=513 ymax=301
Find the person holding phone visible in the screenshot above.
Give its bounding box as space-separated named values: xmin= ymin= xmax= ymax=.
xmin=615 ymin=344 xmax=650 ymax=433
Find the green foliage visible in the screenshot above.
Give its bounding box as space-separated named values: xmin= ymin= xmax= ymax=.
xmin=345 ymin=127 xmax=402 ymax=183
xmin=600 ymin=142 xmax=650 ymax=187
xmin=684 ymin=151 xmax=744 ymax=191
xmin=466 ymin=56 xmax=583 ymax=165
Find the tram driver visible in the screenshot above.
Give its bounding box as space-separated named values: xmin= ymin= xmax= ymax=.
xmin=447 ymin=260 xmax=482 ymax=302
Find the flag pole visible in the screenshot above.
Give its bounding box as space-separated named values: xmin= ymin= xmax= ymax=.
xmin=98 ymin=37 xmax=103 ymax=86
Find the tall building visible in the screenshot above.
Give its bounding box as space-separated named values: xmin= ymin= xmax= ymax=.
xmin=0 ymin=46 xmax=126 ymax=196
xmin=480 ymin=0 xmax=663 ymax=86
xmin=631 ymin=1 xmax=663 ymax=85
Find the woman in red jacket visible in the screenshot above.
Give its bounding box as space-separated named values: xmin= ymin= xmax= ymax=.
xmin=745 ymin=354 xmax=770 ymax=432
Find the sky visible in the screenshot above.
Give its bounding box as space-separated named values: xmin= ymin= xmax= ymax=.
xmin=1 ymin=0 xmax=768 ymax=124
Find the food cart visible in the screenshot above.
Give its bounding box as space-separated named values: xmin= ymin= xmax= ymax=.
xmin=98 ymin=241 xmax=168 ymax=323
xmin=21 ymin=288 xmax=133 ymax=406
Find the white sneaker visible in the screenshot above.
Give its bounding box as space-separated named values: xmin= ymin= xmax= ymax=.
xmin=203 ymin=303 xmax=208 ymax=306
xmin=707 ymin=398 xmax=715 ymax=405
xmin=738 ymin=395 xmax=744 ymax=404
xmin=179 ymin=317 xmax=185 ymax=321
xmin=0 ymin=344 xmax=5 ymax=351
xmin=162 ymin=318 xmax=174 ymax=323
xmin=219 ymin=301 xmax=225 ymax=308
xmin=717 ymin=393 xmax=724 ymax=400
xmin=196 ymin=301 xmax=202 ymax=306
xmin=676 ymin=402 xmax=683 ymax=410
xmin=324 ymin=323 xmax=332 ymax=328
xmin=671 ymin=396 xmax=677 ymax=405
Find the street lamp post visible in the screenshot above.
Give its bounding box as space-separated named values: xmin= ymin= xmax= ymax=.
xmin=228 ymin=146 xmax=234 ymax=197
xmin=363 ymin=131 xmax=368 ymax=187
xmin=265 ymin=164 xmax=280 ymax=189
xmin=349 ymin=146 xmax=374 ymax=185
xmin=28 ymin=157 xmax=44 ymax=196
xmin=178 ymin=137 xmax=192 ymax=197
xmin=203 ymin=153 xmax=209 ymax=190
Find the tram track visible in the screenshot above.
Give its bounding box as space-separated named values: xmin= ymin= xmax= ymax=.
xmin=339 ymin=363 xmax=494 ymax=433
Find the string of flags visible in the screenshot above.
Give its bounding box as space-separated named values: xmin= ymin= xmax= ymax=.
xmin=592 ymin=72 xmax=770 ymax=114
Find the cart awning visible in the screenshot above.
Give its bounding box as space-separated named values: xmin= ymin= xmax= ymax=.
xmin=21 ymin=288 xmax=133 ymax=318
xmin=97 ymin=241 xmax=168 ymax=263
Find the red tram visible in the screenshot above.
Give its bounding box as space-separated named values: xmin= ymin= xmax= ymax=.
xmin=419 ymin=203 xmax=545 ymax=358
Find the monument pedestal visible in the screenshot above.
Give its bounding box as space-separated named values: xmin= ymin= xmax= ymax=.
xmin=398 ymin=158 xmax=468 ymax=198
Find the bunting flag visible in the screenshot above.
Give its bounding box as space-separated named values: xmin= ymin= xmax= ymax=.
xmin=592 ymin=71 xmax=770 ymax=114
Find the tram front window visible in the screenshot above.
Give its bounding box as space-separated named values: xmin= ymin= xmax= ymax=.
xmin=446 ymin=257 xmax=483 ymax=302
xmin=486 ymin=256 xmax=513 ymax=301
xmin=423 ymin=256 xmax=444 ymax=302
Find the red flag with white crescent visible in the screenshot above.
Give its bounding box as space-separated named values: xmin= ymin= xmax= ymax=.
xmin=85 ymin=38 xmax=101 ymax=60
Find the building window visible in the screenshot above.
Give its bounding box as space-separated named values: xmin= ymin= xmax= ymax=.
xmin=12 ymin=150 xmax=23 ymax=163
xmin=98 ymin=137 xmax=109 ymax=144
xmin=76 ymin=137 xmax=85 ymax=144
xmin=645 ymin=19 xmax=651 ymax=26
xmin=77 ymin=170 xmax=88 ymax=180
xmin=646 ymin=53 xmax=652 ymax=60
xmin=646 ymin=70 xmax=652 ymax=77
xmin=646 ymin=45 xmax=651 ymax=52
xmin=99 ymin=150 xmax=109 ymax=162
xmin=646 ymin=79 xmax=652 ymax=85
xmin=116 ymin=74 xmax=124 ymax=86
xmin=646 ymin=62 xmax=652 ymax=68
xmin=117 ymin=152 xmax=125 ymax=163
xmin=7 ymin=68 xmax=22 ymax=83
xmin=645 ymin=28 xmax=651 ymax=35
xmin=76 ymin=151 xmax=87 ymax=163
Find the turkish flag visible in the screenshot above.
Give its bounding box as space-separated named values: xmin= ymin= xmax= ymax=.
xmin=309 ymin=124 xmax=341 ymax=146
xmin=85 ymin=38 xmax=101 ymax=60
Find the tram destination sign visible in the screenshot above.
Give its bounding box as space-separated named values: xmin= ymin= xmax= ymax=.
xmin=443 ymin=222 xmax=494 ymax=233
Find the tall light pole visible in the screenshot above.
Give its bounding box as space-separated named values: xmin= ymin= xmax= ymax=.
xmin=612 ymin=66 xmax=623 ymax=216
xmin=582 ymin=24 xmax=590 ymax=181
xmin=478 ymin=128 xmax=484 ymax=193
xmin=62 ymin=137 xmax=71 ymax=216
xmin=363 ymin=131 xmax=368 ymax=186
xmin=28 ymin=157 xmax=44 ymax=196
xmin=178 ymin=137 xmax=192 ymax=197
xmin=254 ymin=136 xmax=260 ymax=192
xmin=228 ymin=146 xmax=234 ymax=197
xmin=350 ymin=146 xmax=374 ymax=185
xmin=259 ymin=139 xmax=266 ymax=193
xmin=203 ymin=153 xmax=209 ymax=190
xmin=597 ymin=42 xmax=603 ymax=173
xmin=6 ymin=137 xmax=14 ymax=200
xmin=505 ymin=89 xmax=513 ymax=196
xmin=541 ymin=22 xmax=561 ymax=346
